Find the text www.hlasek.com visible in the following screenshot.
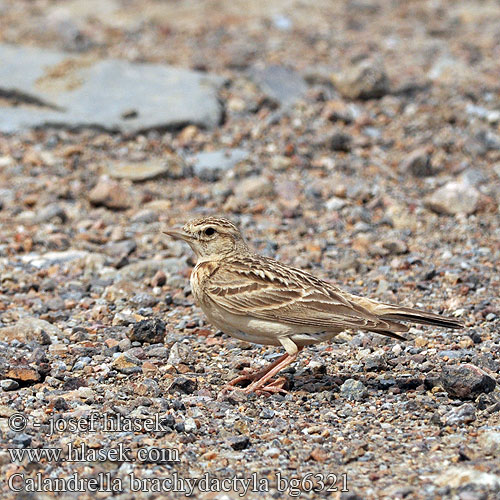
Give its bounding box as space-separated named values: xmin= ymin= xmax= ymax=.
xmin=9 ymin=471 xmax=349 ymax=496
xmin=8 ymin=442 xmax=179 ymax=464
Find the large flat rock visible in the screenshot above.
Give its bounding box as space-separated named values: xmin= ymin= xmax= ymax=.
xmin=0 ymin=44 xmax=225 ymax=133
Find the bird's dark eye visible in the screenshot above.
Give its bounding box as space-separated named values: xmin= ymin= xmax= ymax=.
xmin=204 ymin=227 xmax=216 ymax=236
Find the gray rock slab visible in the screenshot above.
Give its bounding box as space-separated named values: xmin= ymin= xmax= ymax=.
xmin=250 ymin=65 xmax=308 ymax=107
xmin=0 ymin=44 xmax=225 ymax=133
xmin=189 ymin=148 xmax=249 ymax=181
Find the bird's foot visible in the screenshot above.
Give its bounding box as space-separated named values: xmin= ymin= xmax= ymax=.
xmin=247 ymin=376 xmax=288 ymax=395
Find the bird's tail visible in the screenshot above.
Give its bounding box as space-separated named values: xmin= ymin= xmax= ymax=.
xmin=363 ymin=298 xmax=464 ymax=330
xmin=377 ymin=306 xmax=464 ymax=329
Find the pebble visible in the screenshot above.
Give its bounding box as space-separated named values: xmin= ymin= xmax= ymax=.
xmin=332 ymin=59 xmax=390 ymax=100
xmin=106 ymin=240 xmax=137 ymax=257
xmin=442 ymin=403 xmax=476 ymax=426
xmin=228 ymin=436 xmax=250 ymax=450
xmin=440 ymin=364 xmax=496 ymax=400
xmin=425 ymin=181 xmax=480 ymax=215
xmin=478 ymin=431 xmax=500 ymax=457
xmin=325 ymin=196 xmax=347 ymax=211
xmin=0 ymin=317 xmax=58 ymax=345
xmin=250 ymin=65 xmax=308 ymax=107
xmin=399 ymin=147 xmax=435 ymax=177
xmin=167 ymin=342 xmax=194 ymax=366
xmin=183 ymin=417 xmax=197 ymax=433
xmin=435 ymin=466 xmax=500 ymax=490
xmin=88 ymin=177 xmax=131 ymax=210
xmin=126 ymin=319 xmax=166 ymax=344
xmin=168 ymin=377 xmax=197 ymax=395
xmin=190 ymin=149 xmax=249 ymax=181
xmin=340 ymin=379 xmax=368 ymax=401
xmin=107 ymin=159 xmax=173 ymax=182
xmin=12 ymin=433 xmax=32 ymax=448
xmin=5 ymin=366 xmax=41 ymax=383
xmin=327 ymin=132 xmax=352 ymax=152
xmin=1 ymin=379 xmax=19 ymax=391
xmin=234 ymin=175 xmax=274 ymax=199
xmin=112 ymin=353 xmax=142 ymax=374
xmin=259 ymin=408 xmax=275 ymax=419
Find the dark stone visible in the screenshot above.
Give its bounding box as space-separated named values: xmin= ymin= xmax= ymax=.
xmin=400 ymin=147 xmax=434 ymax=177
xmin=364 ymin=354 xmax=387 ymax=371
xmin=441 ymin=364 xmax=496 ymax=400
xmin=127 ymin=319 xmax=166 ymax=344
xmin=228 ymin=436 xmax=251 ymax=450
xmin=169 ymin=376 xmax=198 ymax=395
xmin=160 ymin=414 xmax=176 ymax=429
xmin=328 ymin=132 xmax=352 ymax=152
xmin=13 ymin=433 xmax=32 ymax=447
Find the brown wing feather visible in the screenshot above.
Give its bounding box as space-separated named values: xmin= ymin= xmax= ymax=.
xmin=205 ymin=255 xmax=406 ymax=334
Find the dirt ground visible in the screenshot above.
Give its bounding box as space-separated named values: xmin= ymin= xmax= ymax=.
xmin=0 ymin=1 xmax=499 ymax=499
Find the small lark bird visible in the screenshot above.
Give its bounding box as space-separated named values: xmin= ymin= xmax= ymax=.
xmin=165 ymin=217 xmax=463 ymax=394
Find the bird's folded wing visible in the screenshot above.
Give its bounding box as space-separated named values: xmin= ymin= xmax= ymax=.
xmin=205 ymin=265 xmax=398 ymax=332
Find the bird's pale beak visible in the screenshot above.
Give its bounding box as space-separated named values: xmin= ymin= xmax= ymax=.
xmin=163 ymin=228 xmax=191 ymax=242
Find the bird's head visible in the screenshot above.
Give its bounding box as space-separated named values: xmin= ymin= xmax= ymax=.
xmin=164 ymin=217 xmax=249 ymax=260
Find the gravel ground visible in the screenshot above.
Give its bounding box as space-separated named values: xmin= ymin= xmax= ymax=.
xmin=1 ymin=1 xmax=500 ymax=499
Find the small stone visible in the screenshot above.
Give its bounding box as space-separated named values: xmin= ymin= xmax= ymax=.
xmin=435 ymin=466 xmax=500 ymax=490
xmin=106 ymin=239 xmax=137 ymax=257
xmin=107 ymin=159 xmax=173 ymax=182
xmin=190 ymin=149 xmax=249 ymax=181
xmin=332 ymin=59 xmax=390 ymax=100
xmin=168 ymin=376 xmax=197 ymax=395
xmin=400 ymin=147 xmax=434 ymax=177
xmin=127 ymin=319 xmax=166 ymax=344
xmin=381 ymin=239 xmax=408 ymax=255
xmin=364 ymin=354 xmax=387 ymax=371
xmin=88 ymin=177 xmax=131 ymax=210
xmin=259 ymin=408 xmax=275 ymax=419
xmin=250 ymin=65 xmax=307 ymax=106
xmin=5 ymin=366 xmax=41 ymax=383
xmin=130 ymin=293 xmax=158 ymax=308
xmin=425 ymin=181 xmax=480 ymax=215
xmin=414 ymin=336 xmax=428 ymax=348
xmin=327 ymin=132 xmax=352 ymax=152
xmin=13 ymin=433 xmax=32 ymax=448
xmin=478 ymin=431 xmax=500 ymax=457
xmin=325 ymin=196 xmax=347 ymax=211
xmin=309 ymin=447 xmax=328 ymax=462
xmin=0 ymin=317 xmax=58 ymax=345
xmin=1 ymin=379 xmax=19 ymax=391
xmin=135 ymin=378 xmax=160 ymax=397
xmin=34 ymin=204 xmax=68 ymax=223
xmin=167 ymin=342 xmax=194 ymax=366
xmin=131 ymin=209 xmax=159 ymax=224
xmin=112 ymin=353 xmax=142 ymax=374
xmin=441 ymin=364 xmax=496 ymax=400
xmin=264 ymin=447 xmax=281 ymax=458
xmin=308 ymin=360 xmax=327 ymax=375
xmin=228 ymin=436 xmax=250 ymax=450
xmin=340 ymin=379 xmax=368 ymax=401
xmin=235 ymin=176 xmax=274 ymax=199
xmin=442 ymin=403 xmax=476 ymax=426
xmin=151 ymin=270 xmax=166 ymax=287
xmin=184 ymin=417 xmax=197 ymax=433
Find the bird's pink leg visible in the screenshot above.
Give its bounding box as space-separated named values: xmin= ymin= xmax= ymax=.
xmin=243 ymin=347 xmax=304 ymax=394
xmin=223 ymin=352 xmax=290 ymax=392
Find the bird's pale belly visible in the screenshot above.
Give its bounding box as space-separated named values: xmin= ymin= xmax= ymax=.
xmin=198 ymin=301 xmax=339 ymax=347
